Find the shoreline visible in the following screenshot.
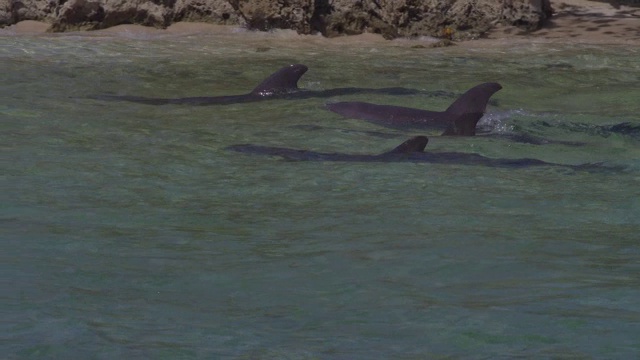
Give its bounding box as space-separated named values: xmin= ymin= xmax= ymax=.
xmin=484 ymin=0 xmax=640 ymax=45
xmin=1 ymin=1 xmax=638 ymax=47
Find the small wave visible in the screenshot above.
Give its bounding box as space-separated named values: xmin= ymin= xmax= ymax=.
xmin=478 ymin=109 xmax=536 ymax=133
xmin=547 ymin=121 xmax=640 ymax=138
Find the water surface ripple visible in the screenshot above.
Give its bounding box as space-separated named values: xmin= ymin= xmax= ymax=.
xmin=2 ymin=32 xmax=639 ymax=359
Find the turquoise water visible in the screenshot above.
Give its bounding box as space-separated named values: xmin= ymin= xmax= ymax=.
xmin=2 ymin=29 xmax=640 ymax=359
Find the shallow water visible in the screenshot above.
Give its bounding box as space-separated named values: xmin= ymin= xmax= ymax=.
xmin=2 ymin=29 xmax=640 ymax=359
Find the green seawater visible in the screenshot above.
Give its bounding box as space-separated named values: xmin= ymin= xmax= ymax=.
xmin=2 ymin=29 xmax=639 ymax=359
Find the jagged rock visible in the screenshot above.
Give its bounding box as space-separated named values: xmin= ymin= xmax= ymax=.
xmin=311 ymin=0 xmax=549 ymax=40
xmin=49 ymin=0 xmax=170 ymax=32
xmin=0 ymin=0 xmax=9 ymax=26
xmin=0 ymin=0 xmax=553 ymax=38
xmin=173 ymin=0 xmax=240 ymax=24
xmin=501 ymin=0 xmax=552 ymax=30
xmin=0 ymin=0 xmax=58 ymax=26
xmin=311 ymin=0 xmax=397 ymax=39
xmin=228 ymin=0 xmax=312 ymax=33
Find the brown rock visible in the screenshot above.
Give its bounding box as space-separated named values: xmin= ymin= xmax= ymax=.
xmin=173 ymin=0 xmax=241 ymax=24
xmin=228 ymin=0 xmax=312 ymax=33
xmin=376 ymin=0 xmax=503 ymax=39
xmin=0 ymin=0 xmax=10 ymax=26
xmin=501 ymin=0 xmax=552 ymax=30
xmin=0 ymin=0 xmax=553 ymax=38
xmin=0 ymin=0 xmax=57 ymax=27
xmin=311 ymin=0 xmax=548 ymax=40
xmin=311 ymin=0 xmax=397 ymax=39
xmin=49 ymin=0 xmax=170 ymax=32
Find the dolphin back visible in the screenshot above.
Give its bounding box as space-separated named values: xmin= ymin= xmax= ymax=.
xmin=250 ymin=64 xmax=309 ymax=96
xmin=382 ymin=136 xmax=429 ymax=155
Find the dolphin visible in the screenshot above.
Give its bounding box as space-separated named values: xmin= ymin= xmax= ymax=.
xmin=94 ymin=64 xmax=309 ymax=105
xmin=91 ymin=64 xmax=441 ymax=106
xmin=226 ymin=135 xmax=611 ymax=170
xmin=326 ymin=82 xmax=503 ymax=136
xmin=324 ymin=82 xmax=587 ymax=146
xmin=228 ymin=136 xmax=430 ymax=163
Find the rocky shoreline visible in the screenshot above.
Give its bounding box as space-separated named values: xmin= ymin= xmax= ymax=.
xmin=1 ymin=0 xmax=553 ymax=40
xmin=2 ymin=0 xmax=638 ymax=43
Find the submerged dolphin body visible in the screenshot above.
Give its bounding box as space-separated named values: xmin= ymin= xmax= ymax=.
xmin=326 ymin=82 xmax=503 ymax=136
xmin=228 ymin=136 xmax=430 ymax=163
xmin=95 ymin=64 xmax=309 ymax=105
xmin=92 ymin=64 xmax=438 ymax=106
xmin=226 ymin=135 xmax=608 ymax=170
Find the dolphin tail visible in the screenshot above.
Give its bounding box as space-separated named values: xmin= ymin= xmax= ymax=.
xmin=250 ymin=64 xmax=309 ymax=96
xmin=383 ymin=136 xmax=429 ymax=155
xmin=441 ymin=112 xmax=485 ymax=136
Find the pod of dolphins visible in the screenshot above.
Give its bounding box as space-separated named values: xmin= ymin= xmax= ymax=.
xmin=97 ymin=64 xmax=634 ymax=171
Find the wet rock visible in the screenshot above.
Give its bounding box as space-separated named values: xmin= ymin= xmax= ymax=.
xmin=501 ymin=0 xmax=553 ymax=30
xmin=376 ymin=0 xmax=504 ymax=39
xmin=0 ymin=1 xmax=8 ymax=26
xmin=0 ymin=0 xmax=58 ymax=25
xmin=228 ymin=0 xmax=312 ymax=33
xmin=431 ymin=39 xmax=455 ymax=47
xmin=311 ymin=0 xmax=397 ymax=39
xmin=311 ymin=0 xmax=550 ymax=40
xmin=0 ymin=0 xmax=553 ymax=38
xmin=173 ymin=0 xmax=241 ymax=24
xmin=49 ymin=0 xmax=170 ymax=32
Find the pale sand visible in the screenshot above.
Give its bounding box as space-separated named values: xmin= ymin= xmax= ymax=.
xmin=484 ymin=0 xmax=640 ymax=45
xmin=1 ymin=1 xmax=638 ymax=46
xmin=2 ymin=20 xmax=50 ymax=33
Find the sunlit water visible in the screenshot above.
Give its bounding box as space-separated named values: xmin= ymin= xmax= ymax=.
xmin=2 ymin=28 xmax=640 ymax=359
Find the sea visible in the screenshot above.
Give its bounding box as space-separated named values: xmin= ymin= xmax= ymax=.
xmin=2 ymin=26 xmax=639 ymax=359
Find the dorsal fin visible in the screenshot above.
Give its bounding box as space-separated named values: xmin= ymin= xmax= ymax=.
xmin=384 ymin=136 xmax=429 ymax=154
xmin=445 ymin=82 xmax=502 ymax=115
xmin=441 ymin=112 xmax=485 ymax=136
xmin=250 ymin=64 xmax=308 ymax=96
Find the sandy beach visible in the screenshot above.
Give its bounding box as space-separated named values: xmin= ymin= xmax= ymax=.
xmin=485 ymin=0 xmax=640 ymax=44
xmin=1 ymin=0 xmax=638 ymax=47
